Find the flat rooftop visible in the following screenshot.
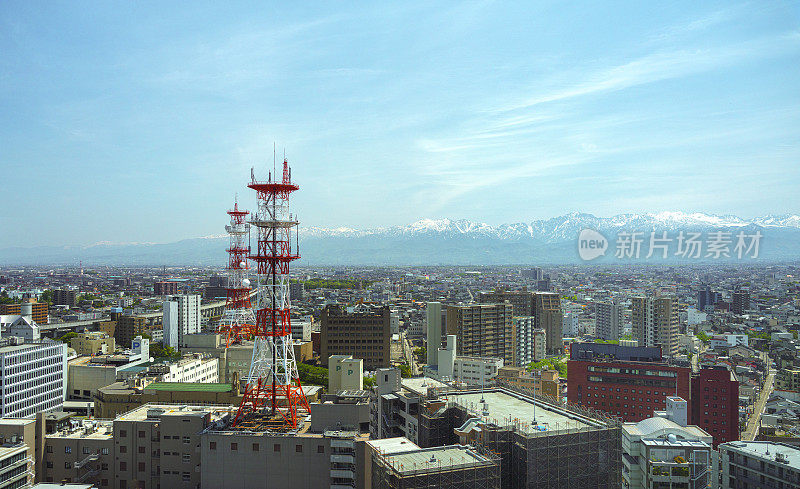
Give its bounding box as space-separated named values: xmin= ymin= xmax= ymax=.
xmin=367 ymin=437 xmax=421 ymax=454
xmin=381 ymin=445 xmax=496 ymax=475
xmin=144 ymin=382 xmax=233 ymax=393
xmin=725 ymin=441 xmax=800 ymax=466
xmin=401 ymin=377 xmax=449 ymax=396
xmin=117 ymin=404 xmax=231 ymax=423
xmin=448 ymin=389 xmax=602 ymax=433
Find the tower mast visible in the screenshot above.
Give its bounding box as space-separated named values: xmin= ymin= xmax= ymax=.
xmin=234 ymin=157 xmax=308 ymax=429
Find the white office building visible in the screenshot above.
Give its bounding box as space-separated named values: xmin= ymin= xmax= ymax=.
xmin=596 ymin=301 xmax=623 ymax=341
xmin=147 ymin=354 xmax=218 ymax=383
xmin=164 ymin=294 xmax=201 ymax=347
xmin=0 ymin=340 xmax=68 ymax=417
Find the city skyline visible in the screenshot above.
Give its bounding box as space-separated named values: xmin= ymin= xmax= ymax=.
xmin=2 ymin=1 xmax=799 ymax=248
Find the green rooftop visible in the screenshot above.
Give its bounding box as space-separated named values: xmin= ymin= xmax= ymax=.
xmin=144 ymin=382 xmax=233 ymax=393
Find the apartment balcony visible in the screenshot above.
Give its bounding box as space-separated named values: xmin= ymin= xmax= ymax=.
xmin=330 ymin=469 xmax=355 ymax=479
xmin=331 ymin=454 xmax=355 ymax=464
xmin=330 ymin=439 xmax=355 ymax=449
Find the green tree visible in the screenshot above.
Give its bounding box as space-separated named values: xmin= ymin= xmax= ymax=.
xmin=363 ymin=376 xmax=376 ymax=389
xmin=696 ymin=331 xmax=710 ymax=343
xmin=149 ymin=342 xmax=180 ymax=360
xmin=40 ymin=289 xmax=53 ymax=304
xmin=527 ymin=358 xmax=567 ymax=378
xmin=297 ymin=363 xmax=329 ymax=387
xmin=399 ymin=363 xmax=412 ymax=378
xmin=58 ymin=332 xmax=80 ymax=344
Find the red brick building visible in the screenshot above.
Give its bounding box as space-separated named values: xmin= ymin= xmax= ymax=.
xmin=567 ymin=359 xmax=692 ymax=422
xmin=691 ymin=366 xmax=739 ymax=446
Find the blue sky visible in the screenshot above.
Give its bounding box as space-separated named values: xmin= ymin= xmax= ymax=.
xmin=1 ymin=1 xmax=799 ymax=248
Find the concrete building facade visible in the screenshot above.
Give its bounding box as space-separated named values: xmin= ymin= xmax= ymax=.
xmin=595 ymin=301 xmax=623 ymax=341
xmin=321 ymin=304 xmax=391 ymax=371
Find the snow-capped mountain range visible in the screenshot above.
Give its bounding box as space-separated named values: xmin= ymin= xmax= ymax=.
xmin=2 ymin=212 xmax=799 ymax=265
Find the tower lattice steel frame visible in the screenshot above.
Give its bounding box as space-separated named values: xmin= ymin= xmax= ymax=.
xmin=217 ymin=201 xmax=255 ymax=347
xmin=234 ymin=158 xmax=309 ymax=428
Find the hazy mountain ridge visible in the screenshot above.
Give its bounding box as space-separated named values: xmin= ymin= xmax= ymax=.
xmin=2 ymin=212 xmax=799 ymax=265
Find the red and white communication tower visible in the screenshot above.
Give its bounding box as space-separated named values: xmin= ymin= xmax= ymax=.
xmin=217 ymin=201 xmax=255 ymax=347
xmin=234 ymin=158 xmax=309 ymax=428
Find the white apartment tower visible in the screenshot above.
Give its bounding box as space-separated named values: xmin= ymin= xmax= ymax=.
xmin=165 ymin=294 xmax=201 ymax=347
xmin=514 ymin=317 xmax=547 ymax=366
xmin=595 ymin=301 xmax=623 ymax=341
xmin=162 ymin=299 xmax=179 ymax=348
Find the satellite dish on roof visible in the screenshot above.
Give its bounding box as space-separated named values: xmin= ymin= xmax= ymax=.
xmin=242 ymin=279 xmax=251 ymax=287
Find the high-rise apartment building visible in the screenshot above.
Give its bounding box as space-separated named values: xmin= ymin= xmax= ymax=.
xmin=514 ymin=316 xmax=545 ymax=366
xmin=321 ymin=304 xmax=391 ymax=371
xmin=731 ymin=290 xmax=750 ymax=315
xmin=595 ymin=302 xmax=623 ymax=341
xmin=446 ymin=303 xmax=514 ymax=365
xmin=425 ymin=302 xmax=443 ymax=364
xmin=632 ymin=296 xmax=678 ymax=357
xmin=163 ymin=300 xmax=178 ymax=349
xmin=164 ymin=295 xmax=201 ymax=347
xmin=52 ymin=289 xmax=77 ymax=308
xmin=534 ymin=292 xmax=563 ymax=354
xmin=0 ymin=339 xmax=67 ymax=417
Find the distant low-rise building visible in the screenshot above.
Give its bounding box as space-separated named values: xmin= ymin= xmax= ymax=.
xmin=70 ymin=332 xmax=115 ymax=356
xmin=497 ymin=366 xmax=559 ymax=398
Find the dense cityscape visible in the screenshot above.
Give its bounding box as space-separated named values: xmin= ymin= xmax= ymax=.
xmin=0 ymin=254 xmax=798 ymax=488
xmin=3 ymin=2 xmax=800 ymax=489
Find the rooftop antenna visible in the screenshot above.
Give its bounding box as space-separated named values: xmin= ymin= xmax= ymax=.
xmin=273 ymin=142 xmax=276 ymax=183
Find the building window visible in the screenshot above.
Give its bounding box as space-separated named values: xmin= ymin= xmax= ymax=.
xmin=231 ymin=443 xmax=238 ymax=451
xmin=120 ymin=430 xmax=127 ymax=437
xmin=182 ymin=437 xmax=190 ymax=444
xmin=138 ymin=431 xmax=145 ymax=438
xmin=83 ymin=447 xmax=91 ymax=454
xmin=139 ymin=446 xmax=145 ymax=454
xmin=120 ymin=446 xmax=127 ymax=453
xmin=210 ymin=442 xmax=216 ymax=450
xmin=120 ymin=462 xmax=127 ymax=471
xmin=318 ymin=445 xmax=325 ymax=453
xmin=296 ymin=445 xmax=303 ymax=453
xmin=65 ymin=447 xmax=72 ymax=454
xmin=252 ymin=443 xmax=259 ymax=451
xmin=46 ymin=446 xmax=53 ymax=453
xmin=274 ymin=444 xmax=281 ymax=452
xmin=138 ymin=462 xmax=145 ymax=472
